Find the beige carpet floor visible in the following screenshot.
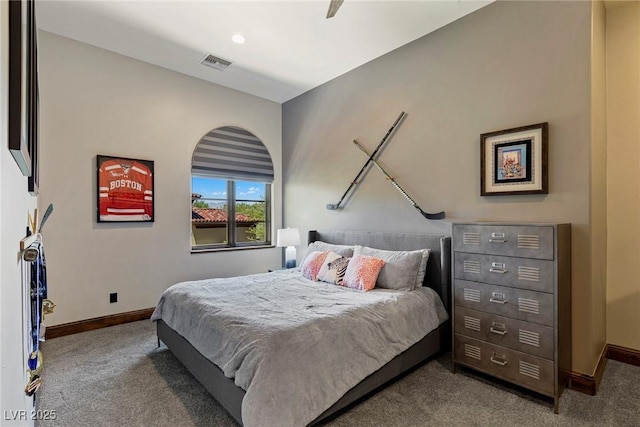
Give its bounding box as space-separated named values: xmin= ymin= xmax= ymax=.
xmin=36 ymin=320 xmax=640 ymax=426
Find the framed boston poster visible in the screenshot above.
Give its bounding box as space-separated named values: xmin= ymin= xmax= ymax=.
xmin=480 ymin=122 xmax=548 ymax=196
xmin=97 ymin=155 xmax=154 ymax=222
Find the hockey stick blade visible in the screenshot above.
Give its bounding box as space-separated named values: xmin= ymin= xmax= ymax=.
xmin=419 ymin=209 xmax=446 ymax=220
xmin=39 ymin=204 xmax=54 ymax=233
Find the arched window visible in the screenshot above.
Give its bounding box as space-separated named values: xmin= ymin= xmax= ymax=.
xmin=191 ymin=126 xmax=273 ymax=250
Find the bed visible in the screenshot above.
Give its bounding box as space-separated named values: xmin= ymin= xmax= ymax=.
xmin=152 ymin=229 xmax=452 ymax=426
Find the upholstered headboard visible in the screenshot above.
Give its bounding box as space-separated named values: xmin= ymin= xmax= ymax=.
xmin=308 ymin=230 xmax=451 ymax=311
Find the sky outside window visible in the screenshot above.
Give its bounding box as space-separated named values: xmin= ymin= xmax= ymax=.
xmin=192 ymin=177 xmax=264 ymax=201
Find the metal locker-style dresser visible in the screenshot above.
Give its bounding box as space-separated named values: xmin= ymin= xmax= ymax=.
xmin=452 ymin=223 xmax=571 ymax=413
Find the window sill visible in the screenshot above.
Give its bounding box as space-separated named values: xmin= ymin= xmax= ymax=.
xmin=191 ymin=244 xmax=275 ymax=254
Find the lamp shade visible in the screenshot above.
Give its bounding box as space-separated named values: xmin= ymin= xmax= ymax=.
xmin=276 ymin=228 xmax=301 ymax=247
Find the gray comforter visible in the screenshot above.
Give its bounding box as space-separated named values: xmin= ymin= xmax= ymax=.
xmin=151 ymin=269 xmax=448 ymax=427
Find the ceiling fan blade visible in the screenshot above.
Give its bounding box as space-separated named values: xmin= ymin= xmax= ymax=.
xmin=326 ymin=0 xmax=344 ymax=19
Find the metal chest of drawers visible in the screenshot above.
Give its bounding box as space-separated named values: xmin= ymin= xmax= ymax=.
xmin=452 ymin=223 xmax=571 ymax=413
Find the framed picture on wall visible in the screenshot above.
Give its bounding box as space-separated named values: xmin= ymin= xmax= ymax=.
xmin=480 ymin=122 xmax=548 ymax=196
xmin=97 ymin=155 xmax=154 ymax=222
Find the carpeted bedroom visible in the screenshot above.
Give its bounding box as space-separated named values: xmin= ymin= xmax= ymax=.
xmin=36 ymin=320 xmax=640 ymax=426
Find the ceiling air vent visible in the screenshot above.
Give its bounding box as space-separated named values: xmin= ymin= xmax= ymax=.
xmin=200 ymin=54 xmax=232 ymax=71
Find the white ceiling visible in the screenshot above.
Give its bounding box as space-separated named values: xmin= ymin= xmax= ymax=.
xmin=36 ymin=0 xmax=493 ymax=104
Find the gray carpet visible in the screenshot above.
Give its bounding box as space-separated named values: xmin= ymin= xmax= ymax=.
xmin=36 ymin=320 xmax=640 ymax=426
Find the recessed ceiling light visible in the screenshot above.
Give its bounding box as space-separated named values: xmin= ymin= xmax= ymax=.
xmin=232 ymin=34 xmax=246 ymax=44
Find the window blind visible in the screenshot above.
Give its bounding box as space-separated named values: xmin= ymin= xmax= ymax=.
xmin=192 ymin=126 xmax=274 ymax=182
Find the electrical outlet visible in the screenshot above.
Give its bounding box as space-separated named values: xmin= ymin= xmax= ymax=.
xmin=109 ymin=292 xmax=117 ymax=303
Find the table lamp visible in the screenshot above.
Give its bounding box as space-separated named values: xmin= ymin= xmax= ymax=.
xmin=276 ymin=228 xmax=301 ymax=268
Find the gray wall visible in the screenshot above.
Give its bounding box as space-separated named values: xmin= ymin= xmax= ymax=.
xmin=38 ymin=32 xmax=282 ymax=326
xmin=283 ymin=1 xmax=596 ymax=373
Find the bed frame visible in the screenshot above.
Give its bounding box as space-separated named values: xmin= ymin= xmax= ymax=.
xmin=156 ymin=229 xmax=451 ymax=425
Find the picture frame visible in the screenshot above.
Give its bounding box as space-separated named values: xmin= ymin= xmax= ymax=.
xmin=480 ymin=122 xmax=548 ymax=196
xmin=8 ymin=0 xmax=39 ymax=195
xmin=96 ymin=155 xmax=155 ymax=223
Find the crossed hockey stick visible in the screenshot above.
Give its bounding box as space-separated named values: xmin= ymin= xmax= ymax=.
xmin=326 ymin=112 xmax=407 ymax=210
xmin=352 ymin=141 xmax=445 ymax=220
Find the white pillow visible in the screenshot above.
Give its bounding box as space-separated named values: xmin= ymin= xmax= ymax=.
xmin=415 ymin=249 xmax=430 ymax=288
xmin=300 ymin=241 xmax=354 ymax=265
xmin=353 ymin=245 xmax=430 ymax=291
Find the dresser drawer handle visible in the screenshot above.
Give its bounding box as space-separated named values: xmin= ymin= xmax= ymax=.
xmin=489 ymin=232 xmax=507 ymax=243
xmin=490 ymin=353 xmax=508 ymax=366
xmin=489 ymin=262 xmax=507 ymax=274
xmin=489 ymin=291 xmax=507 ymax=304
xmin=490 ymin=327 xmax=508 ymax=336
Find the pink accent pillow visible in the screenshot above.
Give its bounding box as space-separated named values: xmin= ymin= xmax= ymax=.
xmin=300 ymin=250 xmax=329 ymax=281
xmin=342 ymin=254 xmax=385 ymax=291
